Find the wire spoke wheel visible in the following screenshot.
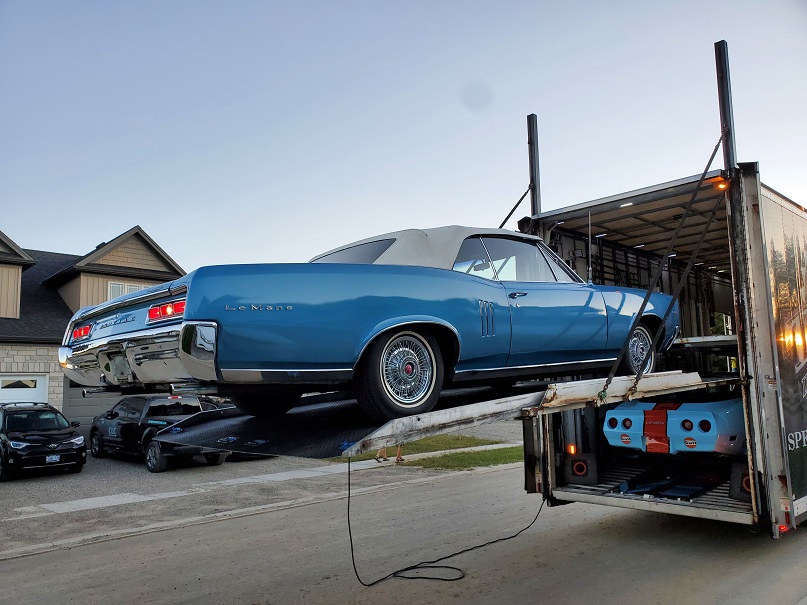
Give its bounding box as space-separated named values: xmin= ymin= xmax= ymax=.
xmin=626 ymin=324 xmax=655 ymax=374
xmin=355 ymin=329 xmax=444 ymax=421
xmin=380 ymin=334 xmax=436 ymax=407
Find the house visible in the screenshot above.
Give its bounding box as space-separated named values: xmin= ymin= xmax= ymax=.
xmin=0 ymin=226 xmax=185 ymax=424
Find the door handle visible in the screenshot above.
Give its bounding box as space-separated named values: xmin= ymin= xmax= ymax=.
xmin=508 ymin=292 xmax=528 ymax=299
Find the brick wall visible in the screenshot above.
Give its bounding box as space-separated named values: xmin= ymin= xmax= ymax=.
xmin=0 ymin=343 xmax=64 ymax=409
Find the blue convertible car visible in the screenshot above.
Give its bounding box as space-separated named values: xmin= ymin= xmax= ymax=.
xmin=60 ymin=226 xmax=679 ymax=420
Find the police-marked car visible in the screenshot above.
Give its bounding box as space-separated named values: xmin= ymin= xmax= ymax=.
xmin=0 ymin=402 xmax=86 ymax=481
xmin=90 ymin=395 xmax=228 ymax=472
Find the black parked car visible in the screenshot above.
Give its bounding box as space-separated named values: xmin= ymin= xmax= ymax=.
xmin=0 ymin=402 xmax=86 ymax=481
xmin=90 ymin=395 xmax=228 ymax=473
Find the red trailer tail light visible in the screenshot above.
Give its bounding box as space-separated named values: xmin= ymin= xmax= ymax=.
xmin=147 ymin=299 xmax=187 ymax=323
xmin=72 ymin=324 xmax=92 ymax=341
xmin=572 ymin=461 xmax=588 ymax=476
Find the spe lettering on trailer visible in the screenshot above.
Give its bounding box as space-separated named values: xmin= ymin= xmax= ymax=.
xmin=787 ymin=429 xmax=807 ymax=451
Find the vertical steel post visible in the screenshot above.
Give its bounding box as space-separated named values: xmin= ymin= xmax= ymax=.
xmin=527 ymin=114 xmax=541 ymax=218
xmin=715 ymin=39 xmax=765 ymax=530
xmin=715 ymin=40 xmax=737 ymax=175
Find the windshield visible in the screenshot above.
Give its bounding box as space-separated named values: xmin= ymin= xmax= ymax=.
xmin=5 ymin=411 xmax=70 ymax=432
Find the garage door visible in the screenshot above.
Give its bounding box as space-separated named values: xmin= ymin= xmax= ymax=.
xmin=0 ymin=374 xmax=49 ymax=404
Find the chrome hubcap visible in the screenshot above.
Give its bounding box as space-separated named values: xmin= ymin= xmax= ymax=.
xmin=381 ymin=334 xmax=434 ymax=407
xmin=628 ymin=329 xmax=653 ymax=373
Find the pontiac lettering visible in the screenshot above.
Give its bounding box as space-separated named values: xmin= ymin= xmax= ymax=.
xmin=225 ymin=304 xmax=293 ymax=311
xmin=96 ymin=315 xmax=136 ymax=330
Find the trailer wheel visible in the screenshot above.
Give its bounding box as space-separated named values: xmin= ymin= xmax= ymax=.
xmin=145 ymin=440 xmax=169 ymax=473
xmin=355 ymin=329 xmax=443 ymax=421
xmin=619 ymin=323 xmax=656 ymax=375
xmin=233 ymin=390 xmax=302 ymax=417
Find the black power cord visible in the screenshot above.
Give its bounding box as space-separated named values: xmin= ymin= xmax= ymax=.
xmin=346 ymin=456 xmax=546 ymax=586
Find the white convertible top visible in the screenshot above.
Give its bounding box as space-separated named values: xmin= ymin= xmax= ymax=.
xmin=310 ymin=225 xmax=544 ymax=270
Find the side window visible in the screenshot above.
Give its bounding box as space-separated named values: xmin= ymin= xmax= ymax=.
xmin=126 ymin=398 xmax=146 ymax=419
xmin=480 ymin=237 xmax=557 ymax=282
xmin=113 ymin=402 xmax=129 ymax=418
xmin=452 ymin=237 xmax=496 ymax=280
xmin=109 ymin=282 xmax=124 ymax=299
xmin=538 ymin=243 xmax=580 ymax=283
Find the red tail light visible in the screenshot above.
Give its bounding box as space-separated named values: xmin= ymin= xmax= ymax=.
xmin=681 ymin=419 xmax=693 ymax=431
xmin=147 ymin=299 xmax=187 ymax=322
xmin=622 ymin=418 xmax=632 ymax=429
xmin=72 ymin=325 xmax=92 ymax=341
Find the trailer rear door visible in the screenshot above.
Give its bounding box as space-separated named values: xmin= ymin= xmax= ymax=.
xmin=755 ymin=176 xmax=807 ymax=525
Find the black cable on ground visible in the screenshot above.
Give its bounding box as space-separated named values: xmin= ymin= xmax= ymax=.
xmin=346 ymin=456 xmax=546 ymax=587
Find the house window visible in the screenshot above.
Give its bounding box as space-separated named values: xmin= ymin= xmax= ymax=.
xmin=1 ymin=379 xmax=37 ymax=389
xmin=108 ymin=281 xmax=146 ymax=301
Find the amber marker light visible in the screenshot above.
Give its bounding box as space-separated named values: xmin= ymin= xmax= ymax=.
xmin=716 ymin=181 xmax=728 ymax=190
xmin=567 ymin=444 xmax=577 ymax=455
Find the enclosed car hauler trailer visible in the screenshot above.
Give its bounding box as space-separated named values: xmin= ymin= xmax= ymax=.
xmin=521 ymin=163 xmax=807 ymax=538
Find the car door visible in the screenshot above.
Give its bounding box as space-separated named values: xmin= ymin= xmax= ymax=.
xmin=119 ymin=397 xmax=147 ymax=451
xmin=480 ymin=237 xmax=608 ymax=367
xmin=98 ymin=400 xmax=128 ymax=449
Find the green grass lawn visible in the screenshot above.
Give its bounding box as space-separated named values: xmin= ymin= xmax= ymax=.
xmin=332 ymin=434 xmax=500 ymax=462
xmin=332 ymin=434 xmax=523 ymax=470
xmin=399 ymin=446 xmax=523 ymax=470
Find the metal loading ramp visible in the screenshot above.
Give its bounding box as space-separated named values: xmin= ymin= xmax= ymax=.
xmin=343 ymin=371 xmax=731 ymax=456
xmin=152 ymin=386 xmax=546 ymax=459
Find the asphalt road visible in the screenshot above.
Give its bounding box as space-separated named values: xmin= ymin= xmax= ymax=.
xmin=3 ymin=462 xmax=807 ymax=605
xmin=3 ymin=389 xmax=807 ymax=605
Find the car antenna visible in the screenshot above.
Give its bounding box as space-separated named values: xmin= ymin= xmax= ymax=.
xmin=587 ymin=211 xmax=593 ymax=284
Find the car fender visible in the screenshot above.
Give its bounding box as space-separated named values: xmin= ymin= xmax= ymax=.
xmin=354 ymin=317 xmax=461 ymax=370
xmin=140 ymin=429 xmax=158 ymax=451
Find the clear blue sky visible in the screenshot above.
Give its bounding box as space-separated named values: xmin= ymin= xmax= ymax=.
xmin=1 ymin=1 xmax=805 ymax=271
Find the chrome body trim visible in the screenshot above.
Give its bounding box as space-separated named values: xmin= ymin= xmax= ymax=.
xmin=453 ymin=357 xmax=618 ymax=377
xmin=219 ymin=368 xmax=353 ymax=384
xmin=662 ymin=326 xmax=681 ymax=352
xmin=179 ymin=322 xmax=218 ymax=382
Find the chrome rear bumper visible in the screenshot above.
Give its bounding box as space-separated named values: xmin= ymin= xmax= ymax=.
xmin=59 ymin=321 xmax=219 ymax=387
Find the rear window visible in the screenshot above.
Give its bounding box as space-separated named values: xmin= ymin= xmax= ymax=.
xmin=146 ymin=398 xmax=202 ymax=417
xmin=311 ymin=239 xmax=395 ymax=264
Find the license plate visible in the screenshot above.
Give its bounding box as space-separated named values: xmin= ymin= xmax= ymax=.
xmin=45 ymin=454 xmax=60 ymax=463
